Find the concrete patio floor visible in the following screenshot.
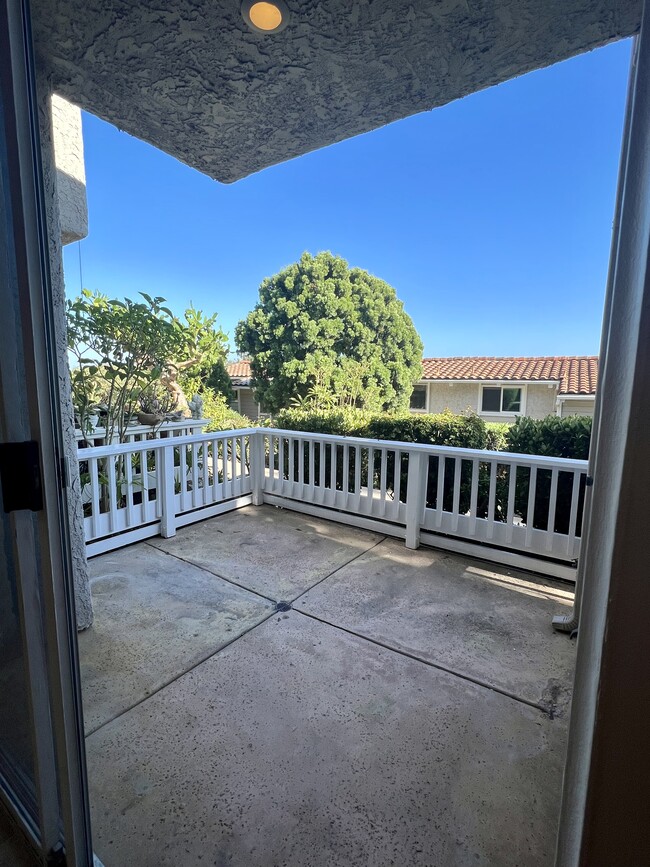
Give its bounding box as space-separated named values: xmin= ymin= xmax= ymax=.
xmin=80 ymin=504 xmax=576 ymax=867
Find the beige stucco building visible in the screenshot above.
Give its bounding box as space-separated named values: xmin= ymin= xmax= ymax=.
xmin=410 ymin=356 xmax=598 ymax=421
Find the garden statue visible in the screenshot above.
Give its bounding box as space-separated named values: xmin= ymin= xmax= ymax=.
xmin=188 ymin=394 xmax=204 ymax=420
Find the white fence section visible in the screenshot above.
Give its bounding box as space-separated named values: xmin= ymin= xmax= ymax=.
xmin=79 ymin=429 xmax=256 ymax=556
xmin=79 ymin=427 xmax=588 ymax=579
xmin=75 ymin=417 xmax=210 ymax=446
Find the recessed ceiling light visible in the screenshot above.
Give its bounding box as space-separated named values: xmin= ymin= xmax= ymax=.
xmin=241 ymin=0 xmax=289 ymax=33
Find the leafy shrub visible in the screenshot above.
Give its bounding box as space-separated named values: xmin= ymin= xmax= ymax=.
xmin=505 ymin=415 xmax=592 ymax=460
xmin=275 ymin=408 xmax=369 ymax=437
xmin=364 ymin=411 xmax=487 ymax=450
xmin=485 ymin=422 xmax=509 ymax=452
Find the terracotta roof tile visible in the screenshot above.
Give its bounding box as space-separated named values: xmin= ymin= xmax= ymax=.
xmin=420 ymin=356 xmax=597 ymax=395
xmin=228 ymin=356 xmax=598 ymax=395
xmin=226 ymin=360 xmax=252 ymax=378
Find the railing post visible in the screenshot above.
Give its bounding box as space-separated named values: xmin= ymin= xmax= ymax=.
xmin=160 ymin=443 xmax=176 ymax=538
xmin=405 ymin=450 xmax=427 ymax=549
xmin=251 ymin=430 xmax=265 ymax=506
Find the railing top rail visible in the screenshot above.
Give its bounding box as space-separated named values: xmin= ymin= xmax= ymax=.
xmin=77 ymin=428 xmax=260 ymax=459
xmin=74 ymin=417 xmax=211 ymax=440
xmin=261 ymin=427 xmax=590 ymax=471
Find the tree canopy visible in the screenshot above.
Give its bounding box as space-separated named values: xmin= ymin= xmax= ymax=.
xmin=235 ymin=252 xmax=423 ymax=413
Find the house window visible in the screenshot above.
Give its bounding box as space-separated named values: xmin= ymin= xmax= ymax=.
xmin=481 ymin=386 xmax=522 ymax=414
xmin=229 ymin=389 xmax=240 ymax=411
xmin=410 ymin=384 xmax=427 ymax=411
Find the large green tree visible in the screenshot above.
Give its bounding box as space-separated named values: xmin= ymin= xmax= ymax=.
xmin=235 ymin=252 xmax=423 ymax=413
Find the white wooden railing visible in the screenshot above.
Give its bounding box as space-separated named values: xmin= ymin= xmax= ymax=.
xmin=79 ymin=429 xmax=256 ymax=556
xmin=75 ymin=417 xmax=210 ymax=445
xmin=78 ymin=427 xmax=588 ymax=580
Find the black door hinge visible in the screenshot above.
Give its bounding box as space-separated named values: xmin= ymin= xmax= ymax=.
xmin=0 ymin=440 xmax=44 ymax=512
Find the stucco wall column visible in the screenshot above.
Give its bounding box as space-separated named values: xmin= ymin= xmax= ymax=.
xmin=36 ymin=72 xmax=93 ymax=630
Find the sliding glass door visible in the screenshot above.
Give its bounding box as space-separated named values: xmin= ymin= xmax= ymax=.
xmin=0 ymin=1 xmax=92 ymax=863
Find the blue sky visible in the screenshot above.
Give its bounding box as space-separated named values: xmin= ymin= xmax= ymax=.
xmin=64 ymin=37 xmax=632 ymax=358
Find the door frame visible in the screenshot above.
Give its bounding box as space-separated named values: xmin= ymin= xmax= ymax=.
xmin=0 ymin=1 xmax=93 ymax=863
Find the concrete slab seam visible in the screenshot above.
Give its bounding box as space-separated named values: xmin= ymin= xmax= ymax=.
xmin=288 ymin=535 xmax=387 ymax=605
xmin=143 ymin=541 xmax=277 ymax=604
xmin=293 ymin=607 xmax=558 ymax=719
xmin=84 ymin=609 xmax=277 ymax=738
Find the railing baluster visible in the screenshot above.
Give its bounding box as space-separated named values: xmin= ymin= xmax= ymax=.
xmin=142 ymin=450 xmax=151 ymax=519
xmin=230 ymin=436 xmax=236 ymax=494
xmin=318 ymin=441 xmax=325 ymax=497
xmin=379 ymin=449 xmax=388 ymax=516
xmin=308 ymin=438 xmax=314 ymax=489
xmin=276 ymin=435 xmax=282 ymax=484
xmin=451 ymin=458 xmax=461 ymax=531
xmin=505 ymin=464 xmax=517 ymax=544
xmin=160 ymin=443 xmax=176 ymax=538
xmin=567 ymin=471 xmax=582 ymax=556
xmin=89 ymin=457 xmax=101 ymax=539
xmin=287 ymin=437 xmax=297 ymax=484
xmin=435 ymin=455 xmax=445 ymax=528
xmin=525 ymin=467 xmax=538 ymax=549
xmin=365 ymin=446 xmax=373 ymax=513
xmin=393 ymin=449 xmax=402 ymax=506
xmin=487 ymin=461 xmax=497 ymax=539
xmin=220 ymin=438 xmax=227 ymax=500
xmin=179 ymin=444 xmax=188 ymax=510
xmin=125 ymin=448 xmax=135 ymax=526
xmin=191 ymin=443 xmax=199 ymax=509
xmin=546 ymin=468 xmax=559 ymax=550
xmin=212 ymin=438 xmax=220 ymax=501
xmin=354 ymin=445 xmax=361 ymax=496
xmin=469 ymin=458 xmax=479 ymax=535
xmin=107 ymin=454 xmax=118 ymax=533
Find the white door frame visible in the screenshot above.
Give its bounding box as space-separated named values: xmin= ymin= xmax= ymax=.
xmin=556 ymin=6 xmax=650 ymax=864
xmin=0 ymin=1 xmax=93 ymax=863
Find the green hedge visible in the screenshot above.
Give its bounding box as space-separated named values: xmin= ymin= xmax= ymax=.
xmin=485 ymin=422 xmax=509 ymax=452
xmin=276 ymin=409 xmax=488 ymax=449
xmin=275 ymin=409 xmax=592 ymax=459
xmin=274 ymin=408 xmax=368 ymax=437
xmin=504 ymin=415 xmax=592 ymax=459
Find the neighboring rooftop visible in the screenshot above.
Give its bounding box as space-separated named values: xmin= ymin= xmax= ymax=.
xmin=227 ymin=359 xmax=253 ymax=386
xmin=421 ymin=356 xmax=598 ymax=395
xmin=230 ymin=357 xmax=598 ymax=395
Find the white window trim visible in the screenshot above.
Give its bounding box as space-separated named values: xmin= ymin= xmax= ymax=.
xmin=478 ymin=383 xmax=527 ymax=417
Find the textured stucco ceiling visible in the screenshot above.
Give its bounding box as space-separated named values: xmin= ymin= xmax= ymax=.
xmin=33 ymin=0 xmax=641 ymax=183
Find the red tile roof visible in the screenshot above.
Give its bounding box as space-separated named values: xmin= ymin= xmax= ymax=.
xmin=228 ymin=357 xmax=598 ymax=395
xmin=421 ymin=356 xmax=598 ymax=395
xmin=226 ymin=360 xmax=252 ymax=379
